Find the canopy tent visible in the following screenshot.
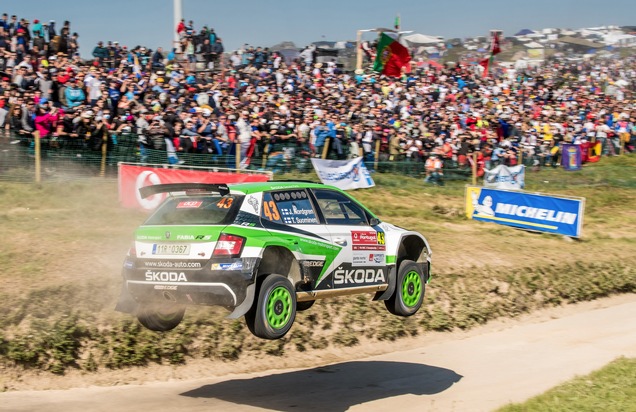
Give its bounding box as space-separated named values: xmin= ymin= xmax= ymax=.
xmin=277 ymin=49 xmax=300 ymax=65
xmin=400 ymin=33 xmax=441 ymax=47
xmin=270 ymin=41 xmax=297 ymax=52
xmin=524 ymin=41 xmax=544 ymax=48
xmin=515 ymin=29 xmax=535 ymax=36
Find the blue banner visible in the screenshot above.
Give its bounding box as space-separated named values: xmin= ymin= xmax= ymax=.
xmin=561 ymin=144 xmax=582 ymax=171
xmin=465 ymin=186 xmax=585 ymax=237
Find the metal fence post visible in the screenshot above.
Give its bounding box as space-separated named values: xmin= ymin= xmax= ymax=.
xmin=34 ymin=131 xmax=41 ymax=183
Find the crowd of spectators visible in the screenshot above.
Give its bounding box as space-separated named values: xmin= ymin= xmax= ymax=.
xmin=0 ymin=13 xmax=635 ymax=178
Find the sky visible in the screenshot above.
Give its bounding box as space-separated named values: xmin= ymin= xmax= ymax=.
xmin=6 ymin=0 xmax=636 ymax=58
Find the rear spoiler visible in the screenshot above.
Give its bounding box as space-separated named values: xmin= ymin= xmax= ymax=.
xmin=139 ymin=183 xmax=230 ymax=199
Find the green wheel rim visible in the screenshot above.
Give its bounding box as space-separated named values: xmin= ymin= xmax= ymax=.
xmin=401 ymin=270 xmax=422 ymax=308
xmin=266 ymin=286 xmax=292 ymax=329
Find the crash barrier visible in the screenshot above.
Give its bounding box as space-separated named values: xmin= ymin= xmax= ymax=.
xmin=0 ymin=131 xmax=474 ymax=183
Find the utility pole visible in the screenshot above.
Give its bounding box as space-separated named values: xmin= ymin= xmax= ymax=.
xmin=173 ymin=0 xmax=182 ymax=48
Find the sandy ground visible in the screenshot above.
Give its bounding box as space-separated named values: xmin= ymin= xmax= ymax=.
xmin=1 ymin=293 xmax=635 ymax=412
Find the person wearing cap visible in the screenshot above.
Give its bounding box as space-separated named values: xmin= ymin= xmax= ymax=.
xmin=92 ymin=41 xmax=108 ymax=67
xmin=64 ymin=78 xmax=85 ymax=109
xmin=424 ymin=151 xmax=444 ymax=186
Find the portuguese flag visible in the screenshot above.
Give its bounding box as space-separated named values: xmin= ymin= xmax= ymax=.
xmin=373 ymin=33 xmax=411 ymax=77
xmin=479 ymin=32 xmax=501 ymax=78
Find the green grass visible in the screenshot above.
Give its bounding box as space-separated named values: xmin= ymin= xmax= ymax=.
xmin=0 ymin=155 xmax=634 ymax=376
xmin=497 ymin=357 xmax=636 ymax=412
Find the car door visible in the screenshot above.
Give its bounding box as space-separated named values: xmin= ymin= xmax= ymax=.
xmin=260 ymin=189 xmax=336 ymax=290
xmin=310 ymin=188 xmax=388 ymax=289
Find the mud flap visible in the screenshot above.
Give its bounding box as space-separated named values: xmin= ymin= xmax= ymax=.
xmin=114 ymin=282 xmax=139 ymax=314
xmin=225 ymin=282 xmax=256 ymax=319
xmin=373 ymin=265 xmax=396 ymax=301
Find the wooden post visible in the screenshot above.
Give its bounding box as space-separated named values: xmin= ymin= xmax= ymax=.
xmin=374 ymin=138 xmax=381 ymax=170
xmin=100 ymin=129 xmax=108 ymax=177
xmin=518 ymin=147 xmax=523 ymax=166
xmin=34 ymin=131 xmax=41 ymax=183
xmin=620 ymin=138 xmax=625 ymax=156
xmin=235 ymin=142 xmax=241 ymax=171
xmin=261 ymin=139 xmax=270 ymax=169
xmin=471 ymin=152 xmax=477 ymax=186
xmin=321 ymin=138 xmax=330 ymax=159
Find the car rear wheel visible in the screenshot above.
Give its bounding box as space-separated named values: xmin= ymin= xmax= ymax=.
xmin=245 ymin=274 xmax=296 ymax=339
xmin=137 ymin=303 xmax=185 ymax=332
xmin=385 ymin=260 xmax=425 ymax=317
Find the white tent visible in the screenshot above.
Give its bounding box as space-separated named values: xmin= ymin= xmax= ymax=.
xmin=524 ymin=41 xmax=544 ymax=49
xmin=401 ymin=33 xmax=442 ymax=47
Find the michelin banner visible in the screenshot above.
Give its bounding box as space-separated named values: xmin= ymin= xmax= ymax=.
xmin=483 ymin=165 xmax=525 ymax=190
xmin=465 ymin=186 xmax=585 ymax=237
xmin=311 ymin=157 xmax=375 ymax=190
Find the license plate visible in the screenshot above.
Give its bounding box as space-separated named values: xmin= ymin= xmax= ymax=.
xmin=152 ymin=244 xmax=191 ymax=255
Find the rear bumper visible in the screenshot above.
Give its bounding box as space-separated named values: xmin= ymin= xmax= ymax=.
xmin=119 ymin=257 xmax=259 ymax=310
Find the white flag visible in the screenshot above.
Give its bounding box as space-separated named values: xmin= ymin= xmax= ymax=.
xmin=311 ymin=157 xmax=375 ymax=190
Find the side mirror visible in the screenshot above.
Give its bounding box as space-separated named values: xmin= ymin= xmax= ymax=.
xmin=369 ymin=218 xmax=380 ymax=226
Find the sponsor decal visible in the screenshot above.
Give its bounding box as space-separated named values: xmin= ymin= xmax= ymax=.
xmin=176 ymin=235 xmax=212 ymax=240
xmin=124 ymin=260 xmax=134 ymax=269
xmin=143 ymin=261 xmax=202 ymax=269
xmin=177 ymin=201 xmax=203 ymax=208
xmin=137 ymin=235 xmax=162 ymax=240
xmin=302 ymin=260 xmax=324 ymax=267
xmin=144 ymin=271 xmax=188 ymax=282
xmin=351 ymin=231 xmax=386 ymax=251
xmin=369 ymin=253 xmax=385 ymax=264
xmin=165 ymin=231 xmax=171 ymax=239
xmin=352 ymin=253 xmax=385 ymax=266
xmin=210 ymin=262 xmax=244 ymax=271
xmin=154 ymin=285 xmax=178 ymax=290
xmin=334 ymin=266 xmax=386 ymax=285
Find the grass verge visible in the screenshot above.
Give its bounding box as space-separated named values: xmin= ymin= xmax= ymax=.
xmin=496 ymin=357 xmax=636 ymax=412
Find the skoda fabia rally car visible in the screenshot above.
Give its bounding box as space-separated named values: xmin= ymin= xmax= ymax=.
xmin=116 ymin=181 xmax=431 ymax=339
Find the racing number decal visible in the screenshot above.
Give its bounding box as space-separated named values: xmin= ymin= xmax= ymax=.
xmin=377 ymin=231 xmax=385 ymax=245
xmin=263 ymin=200 xmax=281 ymax=221
xmin=216 ymin=197 xmax=234 ymax=209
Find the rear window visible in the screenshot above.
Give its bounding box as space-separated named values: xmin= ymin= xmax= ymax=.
xmin=144 ymin=195 xmax=243 ymax=225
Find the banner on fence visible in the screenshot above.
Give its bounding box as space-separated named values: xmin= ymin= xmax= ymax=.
xmin=483 ymin=164 xmax=525 ymax=190
xmin=311 ymin=157 xmax=375 ymax=190
xmin=561 ymin=144 xmax=582 ymax=171
xmin=118 ymin=163 xmax=271 ymax=210
xmin=465 ymin=186 xmax=585 ymax=237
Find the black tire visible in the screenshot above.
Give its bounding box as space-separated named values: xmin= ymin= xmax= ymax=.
xmin=245 ymin=274 xmax=297 ymax=339
xmin=137 ymin=303 xmax=185 ymax=332
xmin=296 ymin=300 xmax=315 ymax=312
xmin=385 ymin=260 xmax=425 ymax=317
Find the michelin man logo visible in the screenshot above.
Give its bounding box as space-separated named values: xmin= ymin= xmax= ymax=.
xmin=471 ymin=192 xmax=495 ymax=216
xmin=247 ymin=196 xmax=259 ymax=213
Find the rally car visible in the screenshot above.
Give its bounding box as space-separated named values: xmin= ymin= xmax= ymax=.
xmin=116 ymin=181 xmax=431 ymax=340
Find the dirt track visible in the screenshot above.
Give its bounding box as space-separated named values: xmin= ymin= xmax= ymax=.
xmin=1 ymin=294 xmax=635 ymax=412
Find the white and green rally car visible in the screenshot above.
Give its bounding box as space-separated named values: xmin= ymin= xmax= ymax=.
xmin=116 ymin=181 xmax=431 ymax=339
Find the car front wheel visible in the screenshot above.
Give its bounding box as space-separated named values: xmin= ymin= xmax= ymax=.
xmin=385 ymin=260 xmax=425 ymax=317
xmin=245 ymin=274 xmax=297 ymax=339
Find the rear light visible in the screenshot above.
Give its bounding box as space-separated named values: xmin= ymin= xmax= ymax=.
xmin=213 ymin=234 xmax=245 ymax=258
xmin=128 ymin=245 xmax=137 ymax=257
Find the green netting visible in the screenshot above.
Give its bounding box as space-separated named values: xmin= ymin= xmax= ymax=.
xmin=0 ymin=130 xmax=473 ymax=182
